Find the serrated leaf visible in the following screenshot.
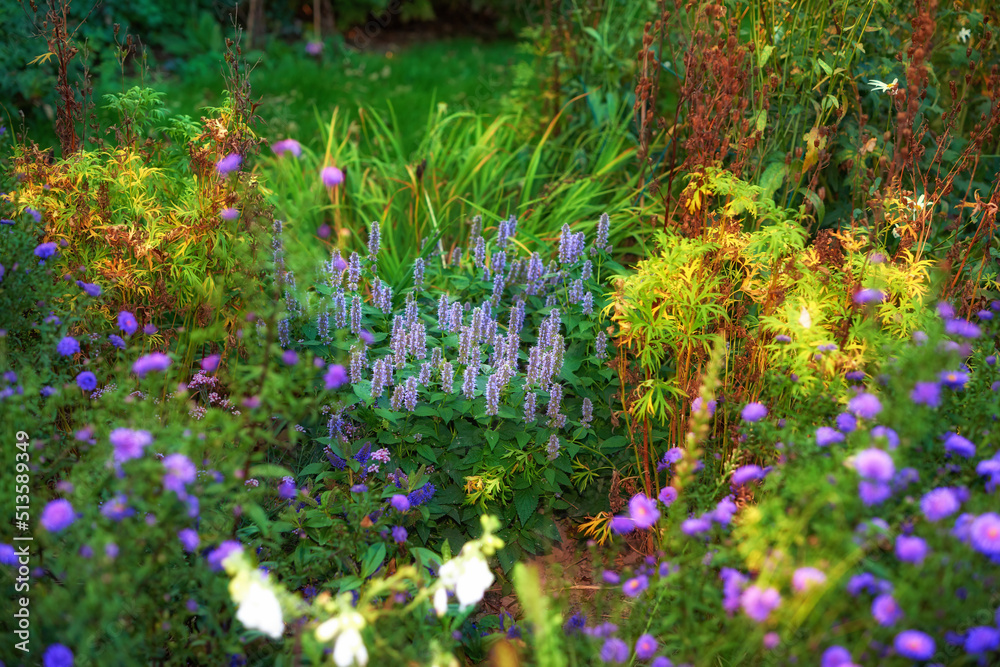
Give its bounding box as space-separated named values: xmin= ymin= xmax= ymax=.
xmin=514 ymin=488 xmax=539 ymax=526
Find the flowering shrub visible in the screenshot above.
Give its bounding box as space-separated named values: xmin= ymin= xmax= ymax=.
xmin=486 ymin=297 xmax=1000 ymax=666
xmin=268 ymin=212 xmax=627 ymax=565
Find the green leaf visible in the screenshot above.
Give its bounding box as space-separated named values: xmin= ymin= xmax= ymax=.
xmin=484 ymin=429 xmax=500 ymax=450
xmin=361 ymin=543 xmax=386 ymax=578
xmin=816 ymin=58 xmax=833 ymax=75
xmin=248 ymin=464 xmax=293 ymax=478
xmin=514 ymin=488 xmax=539 ymax=526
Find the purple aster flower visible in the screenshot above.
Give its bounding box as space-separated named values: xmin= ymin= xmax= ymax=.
xmin=937 ymin=302 xmax=956 ymax=319
xmin=43 ymin=644 xmax=74 ymax=667
xmin=216 ymin=153 xmax=241 ymax=176
xmin=40 ymin=499 xmax=76 ymax=532
xmin=894 ymin=630 xmax=935 ymax=660
xmin=939 ymin=370 xmax=969 ymax=390
xmin=351 ymin=484 xmax=368 ymax=493
xmin=792 ymin=566 xmax=827 ymax=592
xmin=271 ymin=138 xmax=302 ymax=157
xmin=944 ymin=318 xmax=981 ymax=339
xmin=305 ymin=40 xmax=323 ymax=55
xmin=76 ymin=371 xmax=97 ymax=391
xmin=720 ymin=568 xmax=748 ymax=615
xmin=848 ymin=392 xmax=882 ymax=419
xmin=969 ymin=513 xmax=1000 ymax=556
xmin=895 ymin=535 xmax=928 ymax=564
xmin=740 ymin=585 xmax=781 ymax=622
xmin=324 ymin=363 xmax=348 ymax=390
xmin=944 ymin=433 xmax=976 ymax=458
xmin=910 ymin=381 xmax=941 ymax=407
xmin=321 ymin=166 xmax=344 ymax=188
xmin=118 ymin=311 xmax=138 ymax=336
xmin=821 ymin=646 xmax=852 ymax=667
xmin=978 ymin=310 xmax=994 ymax=321
xmin=34 ymin=242 xmax=58 ymax=259
xmin=965 ymin=627 xmax=1000 ymax=654
xmin=741 ymin=402 xmax=768 ymax=422
xmin=816 ymin=426 xmax=845 ymax=446
xmin=712 ymin=497 xmax=737 ymax=525
xmin=658 ymin=486 xmax=678 ymax=506
xmin=179 ymin=528 xmax=199 ymax=552
xmin=855 ymin=288 xmax=885 ymax=304
xmin=845 ymin=370 xmax=866 ymax=382
xmin=775 ymin=334 xmax=792 ymax=343
xmin=835 ymin=412 xmax=857 ymax=433
xmin=207 ymin=541 xmax=242 ymax=571
xmin=56 ymin=336 xmax=79 ymax=356
xmin=855 ymin=448 xmax=894 ymax=481
xmin=76 ymin=280 xmax=101 ymax=296
xmin=602 ymin=570 xmax=620 ymax=584
xmin=108 ymin=334 xmax=126 ymax=349
xmin=732 ymin=465 xmax=765 ymax=485
xmin=133 ymin=352 xmax=171 ymax=377
xmin=871 ymin=426 xmax=899 ymax=449
xmin=635 ymin=634 xmax=658 ymax=660
xmin=846 ymin=573 xmax=877 ymax=596
xmin=105 ymin=542 xmax=119 ymax=559
xmin=281 ymin=350 xmax=298 ymax=366
xmin=220 ymin=207 xmax=240 ymax=221
xmin=600 ymin=637 xmax=629 ymax=663
xmin=681 ymin=516 xmax=712 ymax=536
xmin=859 ymin=480 xmax=891 ymax=506
xmin=391 ymin=525 xmax=407 ymax=543
xmin=629 ymin=493 xmax=660 ymax=529
xmin=610 ymin=516 xmax=635 ymax=534
xmin=692 ymin=397 xmax=717 ymax=416
xmin=920 ymin=488 xmax=960 ymax=521
xmin=109 ymin=428 xmax=153 ymax=463
xmin=391 ymin=494 xmax=410 ymax=512
xmin=163 ymin=453 xmax=196 ymax=493
xmin=872 ymin=593 xmax=903 ymax=626
xmin=200 ymin=354 xmax=221 ymax=372
xmin=99 ymin=494 xmax=133 ymax=521
xmin=622 ymin=575 xmax=649 ymax=597
xmin=0 ymin=543 xmax=17 ymax=565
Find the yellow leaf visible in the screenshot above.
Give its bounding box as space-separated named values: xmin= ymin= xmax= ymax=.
xmin=29 ymin=52 xmax=56 ymax=66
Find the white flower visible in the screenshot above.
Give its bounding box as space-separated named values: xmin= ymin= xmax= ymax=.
xmin=798 ymin=307 xmax=812 ymax=329
xmin=235 ymin=580 xmax=284 ymax=639
xmin=958 ymin=28 xmax=971 ymax=44
xmin=432 ymin=586 xmax=449 ymax=616
xmin=868 ymin=78 xmax=899 ymax=95
xmin=316 ymin=610 xmax=368 ymax=667
xmin=904 ymin=194 xmax=927 ymax=211
xmin=434 ymin=551 xmax=494 ymax=615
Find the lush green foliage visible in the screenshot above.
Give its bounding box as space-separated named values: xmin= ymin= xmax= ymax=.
xmin=2 ymin=0 xmax=1000 ymax=665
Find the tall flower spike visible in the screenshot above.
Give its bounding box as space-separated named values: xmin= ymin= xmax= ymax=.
xmin=367 ymin=221 xmax=380 ymax=258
